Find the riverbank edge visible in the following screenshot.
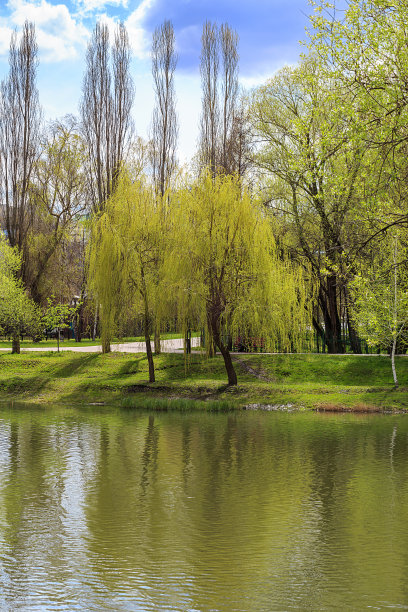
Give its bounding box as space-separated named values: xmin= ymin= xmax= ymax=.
xmin=0 ymin=351 xmax=407 ymax=413
xmin=2 ymin=395 xmax=407 ymax=414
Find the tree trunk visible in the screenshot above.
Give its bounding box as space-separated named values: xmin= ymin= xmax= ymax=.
xmin=211 ymin=317 xmax=237 ymax=385
xmin=102 ymin=335 xmax=111 ymax=354
xmin=391 ymin=238 xmax=399 ymax=388
xmin=145 ymin=331 xmax=155 ymax=383
xmin=184 ymin=328 xmax=191 ymax=354
xmin=11 ymin=332 xmax=20 ymax=354
xmin=207 ymin=336 xmax=216 ymax=357
xmin=143 ymin=300 xmax=155 ymax=383
xmin=346 ymin=306 xmax=361 ymax=354
xmin=93 ymin=303 xmax=98 ymax=341
xmin=319 ymin=277 xmax=344 ymax=353
xmin=219 ymin=342 xmax=237 ymax=385
xmin=100 ymin=302 xmax=111 ymax=354
xmin=74 ymin=290 xmax=85 ymax=342
xmin=391 ymin=335 xmax=398 ymax=388
xmin=312 ymin=315 xmax=325 ymax=353
xmin=154 ymin=325 xmax=161 ymax=354
xmin=344 ymin=287 xmax=361 ymax=354
xmin=206 ymin=313 xmax=216 ymax=357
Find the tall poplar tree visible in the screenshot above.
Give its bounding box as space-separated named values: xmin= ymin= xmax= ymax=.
xmin=0 ymin=21 xmax=41 ymax=259
xmin=81 ymin=21 xmax=134 ymax=213
xmin=199 ymin=21 xmax=244 ymax=176
xmin=0 ymin=21 xmax=41 ymax=352
xmin=150 ymin=20 xmax=178 ymax=198
xmin=81 ymin=21 xmax=134 ymax=351
xmin=150 ymin=20 xmax=178 ymax=354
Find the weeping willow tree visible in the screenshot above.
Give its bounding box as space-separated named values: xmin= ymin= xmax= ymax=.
xmin=168 ymin=172 xmax=310 ymax=385
xmin=88 ymin=211 xmax=122 ymax=353
xmin=88 ymin=174 xmax=167 ymax=379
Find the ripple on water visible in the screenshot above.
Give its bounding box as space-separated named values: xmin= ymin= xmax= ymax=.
xmin=0 ymin=408 xmax=407 ymax=610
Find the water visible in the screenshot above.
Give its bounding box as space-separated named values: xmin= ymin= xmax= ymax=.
xmin=0 ymin=406 xmax=407 ymax=611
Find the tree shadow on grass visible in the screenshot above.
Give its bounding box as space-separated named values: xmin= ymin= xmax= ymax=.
xmin=117 ymin=355 xmax=145 ymax=375
xmin=52 ymin=354 xmax=100 ymax=378
xmin=0 ymin=353 xmax=103 ymax=401
xmin=117 ymin=353 xmax=187 ymax=381
xmin=115 ymin=353 xmax=247 ymax=400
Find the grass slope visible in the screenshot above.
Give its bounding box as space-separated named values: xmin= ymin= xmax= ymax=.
xmin=0 ymin=351 xmax=407 ymax=411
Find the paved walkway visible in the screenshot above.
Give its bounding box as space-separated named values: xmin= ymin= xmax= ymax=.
xmin=0 ymin=337 xmax=201 ymax=354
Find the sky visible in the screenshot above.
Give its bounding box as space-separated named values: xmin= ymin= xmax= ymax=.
xmin=0 ymin=0 xmax=313 ymax=162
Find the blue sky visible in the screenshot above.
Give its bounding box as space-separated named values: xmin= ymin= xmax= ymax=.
xmin=0 ymin=0 xmax=313 ymax=161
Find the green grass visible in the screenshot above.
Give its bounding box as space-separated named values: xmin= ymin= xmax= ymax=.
xmin=0 ymin=331 xmax=200 ymax=349
xmin=0 ymin=350 xmax=407 ymax=411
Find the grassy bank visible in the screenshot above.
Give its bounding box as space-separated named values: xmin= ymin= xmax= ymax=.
xmin=0 ymin=351 xmax=407 ymax=411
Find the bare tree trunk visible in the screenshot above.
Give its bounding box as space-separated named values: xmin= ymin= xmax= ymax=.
xmin=150 ymin=20 xmax=178 ymax=196
xmin=11 ymin=332 xmax=20 ymax=355
xmin=199 ymin=21 xmax=219 ymax=175
xmin=184 ymin=328 xmax=191 ymax=355
xmin=150 ymin=21 xmax=178 ymax=355
xmin=391 ymin=336 xmax=398 ymax=388
xmin=141 ymin=281 xmax=155 ymax=383
xmin=0 ymin=21 xmax=41 ymax=290
xmin=154 ymin=325 xmax=161 ymax=354
xmin=215 ymin=335 xmax=237 ymax=385
xmin=319 ymin=278 xmax=344 ymax=353
xmin=145 ymin=331 xmax=155 ymax=383
xmin=143 ymin=310 xmax=155 ymax=383
xmin=218 ymin=341 xmax=237 ymax=385
xmin=101 ymin=328 xmax=111 ymax=354
xmin=344 ymin=285 xmax=361 ymax=354
xmin=219 ymin=23 xmax=239 ymax=174
xmin=82 ymin=22 xmax=134 ymax=355
xmin=93 ymin=303 xmax=98 ymax=341
xmin=81 ymin=21 xmax=134 ymax=214
xmin=391 ymin=237 xmax=399 ymax=388
xmin=199 ymin=22 xmax=242 ymax=177
xmin=206 ymin=312 xmax=216 ymax=357
xmin=346 ymin=304 xmax=362 ymax=354
xmin=210 ymin=311 xmax=237 ymax=385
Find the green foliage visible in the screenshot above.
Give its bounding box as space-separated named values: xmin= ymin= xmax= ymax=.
xmin=42 ymin=297 xmax=79 ymax=351
xmin=351 ymin=232 xmax=408 ymax=385
xmin=351 ymin=234 xmax=408 ymax=348
xmin=88 ymin=173 xmax=168 ymax=375
xmin=0 ymin=233 xmax=40 ymax=337
xmin=168 ymin=172 xmax=310 ymax=356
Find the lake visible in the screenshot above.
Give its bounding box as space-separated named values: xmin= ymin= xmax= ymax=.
xmin=0 ymin=405 xmax=407 ymax=611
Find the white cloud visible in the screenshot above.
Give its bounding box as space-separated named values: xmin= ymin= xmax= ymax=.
xmin=240 ymin=73 xmax=276 ymax=89
xmin=0 ymin=25 xmax=14 ymax=54
xmin=0 ymin=0 xmax=157 ymax=62
xmin=1 ymin=0 xmax=89 ymax=62
xmin=96 ymin=12 xmax=120 ymax=40
xmin=174 ymin=72 xmax=201 ymax=164
xmin=125 ymin=0 xmax=155 ymax=59
xmin=75 ymin=0 xmax=128 ymax=15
